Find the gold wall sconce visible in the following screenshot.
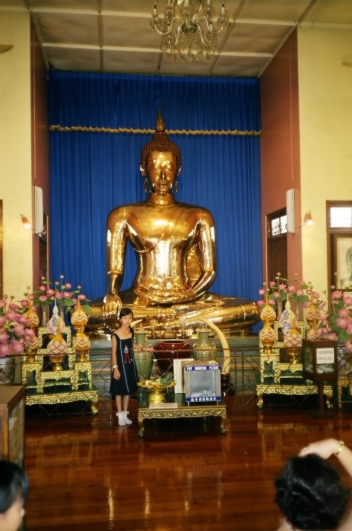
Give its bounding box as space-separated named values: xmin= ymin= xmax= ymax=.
xmin=303 ymin=211 xmax=314 ymax=226
xmin=20 ymin=214 xmax=31 ymax=230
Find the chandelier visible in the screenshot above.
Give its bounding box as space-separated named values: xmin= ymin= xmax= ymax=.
xmin=150 ymin=1 xmax=229 ymax=63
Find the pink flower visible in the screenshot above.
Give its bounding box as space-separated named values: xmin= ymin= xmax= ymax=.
xmin=257 ymin=300 xmax=264 ymax=307
xmin=279 ymin=284 xmax=286 ymax=291
xmin=9 ymin=303 xmax=19 ymax=310
xmin=326 ymin=332 xmax=338 ymax=341
xmin=39 ymin=295 xmax=48 ymax=302
xmin=337 ymin=318 xmax=348 ymax=330
xmin=288 ymin=285 xmax=296 ymax=293
xmin=313 ymin=292 xmax=320 ymax=299
xmin=28 ymin=294 xmax=34 ymax=301
xmin=332 ymin=290 xmax=343 ymax=299
xmin=20 ymin=300 xmax=28 ymax=308
xmin=39 ymin=285 xmax=46 ymax=292
xmin=339 ymin=308 xmax=349 ymax=318
xmin=47 ymin=288 xmax=55 ymax=296
xmin=78 ymin=294 xmax=86 ymax=300
xmin=343 ymin=296 xmax=352 ymax=306
xmin=303 ymin=301 xmax=310 ymax=308
xmin=72 ymin=298 xmax=77 ymax=304
xmin=18 ymin=316 xmax=29 ymax=326
xmin=0 ymin=344 xmax=11 ymax=357
xmin=10 ymin=340 xmax=24 ymax=354
xmin=0 ymin=300 xmax=6 ymax=308
xmin=346 ymin=324 xmax=352 ymax=335
xmin=306 ymin=289 xmax=312 ymax=295
xmin=258 ymin=289 xmax=265 ymax=295
xmin=65 ymin=282 xmax=72 ymax=289
xmin=269 ymin=281 xmax=275 ymax=287
xmin=274 ymin=292 xmax=280 ymax=299
xmin=6 ymin=310 xmax=18 ymax=321
xmin=318 ymin=327 xmax=327 ymax=337
xmin=296 ymin=289 xmax=303 ymax=297
xmin=318 ymin=301 xmax=326 ymax=310
xmin=0 ymin=330 xmax=9 ymax=343
xmin=0 ymin=317 xmax=6 ymax=327
xmin=63 ymin=291 xmax=72 ymax=299
xmin=55 ymin=292 xmax=63 ymax=300
xmin=268 ymin=299 xmax=276 ymax=306
xmin=13 ymin=324 xmax=25 ymax=336
xmin=24 ymin=329 xmax=35 ymax=340
xmin=344 ymin=340 xmax=352 ymax=354
xmin=298 ymin=280 xmax=305 ymax=286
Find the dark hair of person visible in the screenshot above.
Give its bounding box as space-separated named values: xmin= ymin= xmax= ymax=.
xmin=116 ymin=307 xmax=133 ymax=329
xmin=0 ymin=461 xmax=29 ymax=514
xmin=275 ymin=454 xmax=350 ymax=530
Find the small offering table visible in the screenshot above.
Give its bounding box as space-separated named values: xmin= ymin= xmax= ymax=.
xmin=137 ymin=392 xmax=226 ymax=438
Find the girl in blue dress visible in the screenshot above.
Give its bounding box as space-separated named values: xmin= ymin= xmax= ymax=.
xmin=110 ymin=308 xmax=152 ymax=426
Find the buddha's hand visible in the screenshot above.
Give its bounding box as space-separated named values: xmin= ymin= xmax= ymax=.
xmin=103 ymin=293 xmax=122 ymax=315
xmin=146 ymin=290 xmax=196 ymax=304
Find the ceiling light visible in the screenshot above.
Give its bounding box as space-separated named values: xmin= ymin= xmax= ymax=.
xmin=20 ymin=214 xmax=31 ymax=230
xmin=150 ymin=0 xmax=229 ymax=63
xmin=304 ymin=211 xmax=314 ymax=226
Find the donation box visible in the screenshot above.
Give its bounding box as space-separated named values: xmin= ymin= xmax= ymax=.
xmin=302 ymin=339 xmax=338 ymax=382
xmin=184 ymin=360 xmax=222 ymax=403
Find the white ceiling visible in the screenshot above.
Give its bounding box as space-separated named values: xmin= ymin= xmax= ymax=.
xmin=1 ymin=0 xmax=352 ymax=77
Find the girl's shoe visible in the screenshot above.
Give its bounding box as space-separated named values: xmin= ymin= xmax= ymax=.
xmin=116 ymin=412 xmax=126 ymax=426
xmin=123 ymin=411 xmax=132 ymax=425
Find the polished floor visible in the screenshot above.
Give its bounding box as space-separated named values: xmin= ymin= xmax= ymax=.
xmin=23 ymin=396 xmax=352 ymax=531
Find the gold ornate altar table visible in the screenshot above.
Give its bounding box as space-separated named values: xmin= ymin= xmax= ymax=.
xmin=137 ymin=392 xmax=227 ymax=438
xmin=22 ymin=326 xmax=99 ymax=414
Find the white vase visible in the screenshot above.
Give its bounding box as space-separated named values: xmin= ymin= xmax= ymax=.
xmin=0 ymin=356 xmax=16 ymax=385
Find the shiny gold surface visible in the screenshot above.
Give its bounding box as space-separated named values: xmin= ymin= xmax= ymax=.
xmin=22 ymin=326 xmax=98 ymax=414
xmin=256 ymin=320 xmax=336 ymax=407
xmin=137 ymin=396 xmax=227 ymax=438
xmin=138 ymin=380 xmax=176 ymax=404
xmin=90 ymin=112 xmax=259 ymax=337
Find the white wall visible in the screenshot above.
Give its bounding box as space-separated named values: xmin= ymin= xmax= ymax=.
xmin=298 ymin=26 xmax=352 ymax=296
xmin=0 ymin=12 xmax=32 ymax=299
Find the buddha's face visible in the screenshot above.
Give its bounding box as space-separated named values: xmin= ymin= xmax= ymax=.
xmin=146 ymin=151 xmax=178 ymax=195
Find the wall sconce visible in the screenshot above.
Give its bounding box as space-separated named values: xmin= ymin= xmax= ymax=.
xmin=304 ymin=211 xmax=314 ymax=226
xmin=20 ymin=214 xmax=31 ymax=230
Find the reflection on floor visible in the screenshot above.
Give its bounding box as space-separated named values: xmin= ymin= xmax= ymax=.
xmin=24 ymin=396 xmax=352 ymax=531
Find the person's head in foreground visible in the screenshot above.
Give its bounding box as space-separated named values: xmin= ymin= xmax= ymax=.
xmin=0 ymin=460 xmax=29 ymax=531
xmin=275 ymin=453 xmax=350 ymax=530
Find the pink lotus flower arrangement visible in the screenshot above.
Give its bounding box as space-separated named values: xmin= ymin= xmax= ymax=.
xmin=0 ymin=295 xmax=35 ymax=357
xmin=318 ymin=288 xmax=352 ymax=353
xmin=33 ymin=275 xmax=91 ymax=314
xmin=257 ymin=274 xmax=323 ymax=310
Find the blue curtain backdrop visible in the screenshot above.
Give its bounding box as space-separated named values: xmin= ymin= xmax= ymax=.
xmin=48 ymin=71 xmax=262 ymax=304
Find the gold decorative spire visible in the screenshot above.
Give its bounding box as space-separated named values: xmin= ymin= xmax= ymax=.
xmin=140 ymin=110 xmax=181 ymax=172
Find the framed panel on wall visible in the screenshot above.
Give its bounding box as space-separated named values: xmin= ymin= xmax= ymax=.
xmin=327 ymin=201 xmax=352 ymax=290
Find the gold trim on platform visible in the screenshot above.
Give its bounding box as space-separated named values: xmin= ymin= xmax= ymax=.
xmin=137 ymin=402 xmax=226 ymax=437
xmin=25 ymin=389 xmax=99 ymax=414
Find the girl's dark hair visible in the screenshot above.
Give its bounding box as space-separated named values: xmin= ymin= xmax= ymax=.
xmin=275 ymin=454 xmax=350 ymax=530
xmin=0 ymin=461 xmax=29 ymax=513
xmin=116 ymin=307 xmax=133 ymax=328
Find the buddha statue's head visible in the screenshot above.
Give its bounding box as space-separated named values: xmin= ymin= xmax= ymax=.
xmin=140 ymin=111 xmax=182 ymax=195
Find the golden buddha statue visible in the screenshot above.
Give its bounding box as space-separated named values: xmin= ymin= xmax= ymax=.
xmin=89 ymin=111 xmax=259 ymax=337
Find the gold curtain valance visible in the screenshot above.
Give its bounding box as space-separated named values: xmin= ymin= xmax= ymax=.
xmin=49 ymin=125 xmax=261 ymax=136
